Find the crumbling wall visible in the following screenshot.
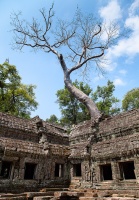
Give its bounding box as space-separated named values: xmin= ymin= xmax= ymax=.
xmin=0 ymin=112 xmax=38 ymax=142
xmin=69 ymin=109 xmax=139 ymax=192
xmin=0 ymin=112 xmax=70 ymax=193
xmin=1 ymin=109 xmax=139 ymax=194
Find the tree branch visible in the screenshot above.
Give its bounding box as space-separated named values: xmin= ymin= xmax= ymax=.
xmin=68 ymin=50 xmax=104 ymax=75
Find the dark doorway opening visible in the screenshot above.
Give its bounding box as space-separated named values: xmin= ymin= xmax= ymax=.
xmin=55 ymin=164 xmax=59 ymax=177
xmin=0 ymin=161 xmax=12 ymax=179
xmin=55 ymin=164 xmax=64 ymax=177
xmin=73 ymin=164 xmax=81 ymax=177
xmin=101 ymin=164 xmax=113 ymax=181
xmin=24 ymin=163 xmax=36 ymax=180
xmin=119 ymin=161 xmax=136 ymax=180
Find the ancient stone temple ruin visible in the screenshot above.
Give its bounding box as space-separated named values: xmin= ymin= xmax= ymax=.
xmin=0 ymin=109 xmax=139 ymax=199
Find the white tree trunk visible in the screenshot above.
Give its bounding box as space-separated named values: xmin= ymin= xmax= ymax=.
xmin=58 ymin=54 xmax=101 ymax=121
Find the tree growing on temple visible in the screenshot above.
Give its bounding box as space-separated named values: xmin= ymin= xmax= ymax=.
xmin=56 ymin=80 xmax=120 ymax=126
xmin=56 ymin=80 xmax=92 ymax=125
xmin=0 ymin=62 xmax=38 ymax=118
xmin=122 ymin=88 xmax=139 ymax=111
xmin=11 ymin=4 xmax=124 ymax=121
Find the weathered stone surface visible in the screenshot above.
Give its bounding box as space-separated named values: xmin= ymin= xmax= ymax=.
xmin=0 ymin=109 xmax=139 ymax=198
xmin=33 ymin=197 xmax=53 ymax=200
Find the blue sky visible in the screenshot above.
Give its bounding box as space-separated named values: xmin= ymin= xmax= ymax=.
xmin=0 ymin=0 xmax=139 ymax=120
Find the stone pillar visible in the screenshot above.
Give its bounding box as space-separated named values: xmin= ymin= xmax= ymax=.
xmin=70 ymin=163 xmax=73 ymax=179
xmin=134 ymin=158 xmax=139 ymax=183
xmin=19 ymin=158 xmax=25 ymax=179
xmin=91 ymin=164 xmax=97 ymax=183
xmin=95 ymin=163 xmax=101 ymax=182
xmin=64 ymin=162 xmax=68 ymax=179
xmin=111 ymin=161 xmax=120 ymax=183
xmin=59 ymin=164 xmax=62 ymax=177
xmin=10 ymin=162 xmax=15 ymax=180
xmin=83 ymin=161 xmax=90 ymax=181
xmin=0 ymin=160 xmax=2 ymax=175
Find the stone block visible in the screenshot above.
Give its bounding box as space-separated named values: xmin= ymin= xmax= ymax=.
xmin=33 ymin=196 xmax=53 ymax=200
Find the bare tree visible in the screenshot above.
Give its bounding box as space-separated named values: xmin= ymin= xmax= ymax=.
xmin=11 ymin=4 xmax=122 ymax=122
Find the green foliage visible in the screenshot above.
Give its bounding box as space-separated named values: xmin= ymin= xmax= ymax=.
xmin=56 ymin=80 xmax=120 ymax=126
xmin=46 ymin=114 xmax=59 ymax=124
xmin=122 ymin=88 xmax=139 ymax=111
xmin=92 ymin=80 xmax=120 ymax=116
xmin=0 ymin=62 xmax=38 ymax=118
xmin=56 ymin=80 xmax=92 ymax=126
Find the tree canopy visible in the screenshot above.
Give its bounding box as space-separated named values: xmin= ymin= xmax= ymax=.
xmin=46 ymin=114 xmax=59 ymax=124
xmin=92 ymin=80 xmax=120 ymax=116
xmin=0 ymin=62 xmax=38 ymax=118
xmin=122 ymin=88 xmax=139 ymax=111
xmin=11 ymin=4 xmax=125 ymax=121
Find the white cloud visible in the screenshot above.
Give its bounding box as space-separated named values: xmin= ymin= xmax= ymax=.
xmin=125 ymin=15 xmax=139 ymax=32
xmin=107 ymin=15 xmax=139 ymax=59
xmin=119 ymin=70 xmax=127 ymax=75
xmin=102 ymin=60 xmax=117 ymax=72
xmin=97 ymin=0 xmax=139 ymax=73
xmin=93 ymin=74 xmax=104 ymax=82
xmin=129 ymin=0 xmax=139 ymax=17
xmin=99 ymin=0 xmax=122 ymax=22
xmin=97 ymin=0 xmax=139 ymax=75
xmin=114 ymin=78 xmax=126 ymax=86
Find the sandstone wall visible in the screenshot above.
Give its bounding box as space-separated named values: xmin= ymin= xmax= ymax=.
xmin=0 ymin=113 xmax=70 ymax=193
xmin=69 ymin=109 xmax=139 ymax=192
xmin=1 ymin=109 xmax=139 ymax=194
